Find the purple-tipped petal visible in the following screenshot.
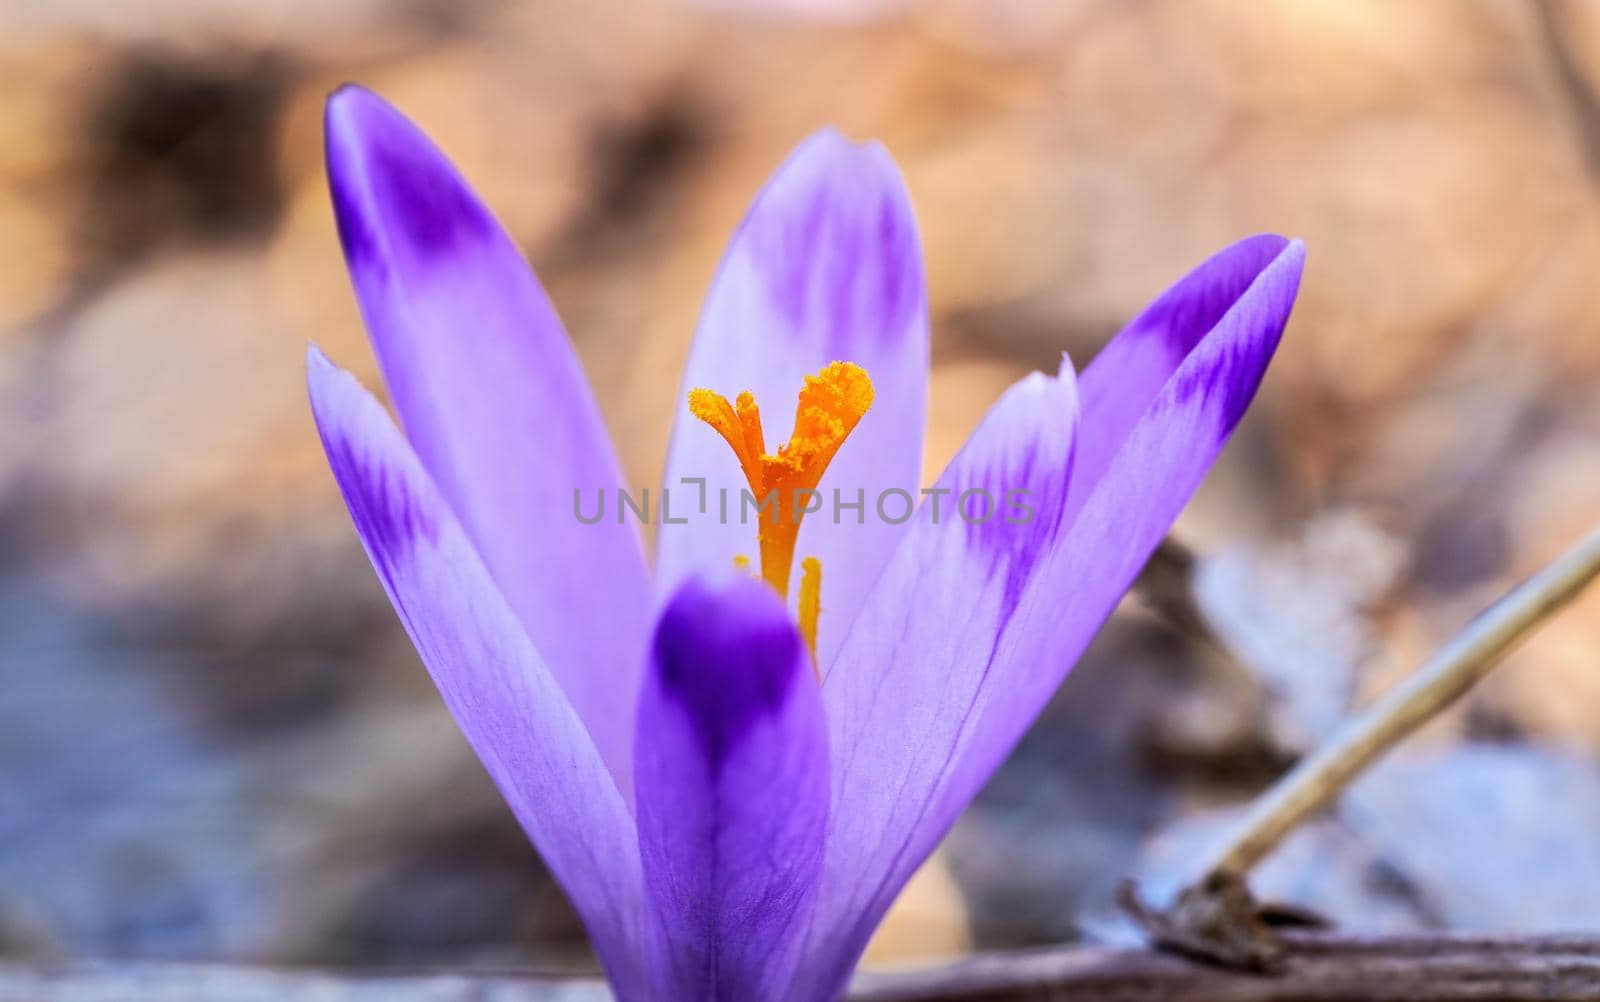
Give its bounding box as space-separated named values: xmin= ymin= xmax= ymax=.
xmin=657 ymin=129 xmax=929 ymax=667
xmin=306 ymin=347 xmax=646 ymax=998
xmin=805 ymin=239 xmax=1305 ymax=991
xmin=324 ymin=85 xmax=650 ymax=792
xmin=800 ymin=365 xmax=1077 ymax=994
xmin=635 ymin=574 xmax=829 ymax=1001
xmin=1067 ymin=234 xmax=1294 ymax=520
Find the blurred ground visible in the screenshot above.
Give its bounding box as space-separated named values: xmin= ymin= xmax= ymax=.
xmin=3 ymin=0 xmax=1600 ymax=975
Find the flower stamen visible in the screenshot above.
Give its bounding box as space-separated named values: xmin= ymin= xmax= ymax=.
xmin=689 ymin=360 xmax=874 ymax=621
xmin=798 ymin=556 xmax=822 ymax=677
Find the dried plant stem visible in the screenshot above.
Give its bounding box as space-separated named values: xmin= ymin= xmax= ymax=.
xmin=10 ymin=936 xmax=1600 ymax=1001
xmin=1202 ymin=523 xmax=1600 ymax=881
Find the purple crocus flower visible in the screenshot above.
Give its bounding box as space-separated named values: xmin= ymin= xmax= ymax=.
xmin=308 ymin=84 xmax=1303 ymax=1001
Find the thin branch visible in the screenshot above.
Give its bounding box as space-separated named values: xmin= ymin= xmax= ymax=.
xmin=1121 ymin=523 xmax=1600 ymax=968
xmin=850 ymin=932 xmax=1600 ymax=1002
xmin=9 ymin=935 xmax=1600 ymax=1001
xmin=1201 ymin=522 xmax=1600 ymax=881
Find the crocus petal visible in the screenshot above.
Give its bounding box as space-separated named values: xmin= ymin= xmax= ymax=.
xmin=799 ymin=364 xmax=1077 ymax=996
xmin=324 ymin=85 xmax=650 ymax=791
xmin=657 ymin=129 xmax=929 ymax=666
xmin=635 ymin=574 xmax=829 ymax=1001
xmin=805 ymin=239 xmax=1305 ymax=992
xmin=307 ymin=347 xmax=646 ymax=998
xmin=1067 ymin=234 xmax=1295 ymax=520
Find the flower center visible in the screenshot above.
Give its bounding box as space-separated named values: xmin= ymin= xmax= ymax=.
xmin=688 ymin=361 xmax=874 ymax=665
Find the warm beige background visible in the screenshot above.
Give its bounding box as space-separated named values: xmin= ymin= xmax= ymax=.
xmin=4 ymin=0 xmax=1600 ymax=973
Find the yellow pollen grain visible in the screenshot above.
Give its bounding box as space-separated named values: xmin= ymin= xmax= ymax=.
xmin=732 ymin=554 xmax=752 ymax=572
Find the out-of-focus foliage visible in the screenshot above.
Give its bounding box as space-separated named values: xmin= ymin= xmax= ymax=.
xmin=4 ymin=0 xmax=1600 ymax=972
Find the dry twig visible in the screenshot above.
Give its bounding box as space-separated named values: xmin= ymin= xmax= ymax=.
xmin=8 ymin=934 xmax=1600 ymax=1002
xmin=1126 ymin=524 xmax=1600 ymax=967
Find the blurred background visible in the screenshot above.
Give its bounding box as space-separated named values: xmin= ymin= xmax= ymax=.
xmin=4 ymin=0 xmax=1600 ymax=977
